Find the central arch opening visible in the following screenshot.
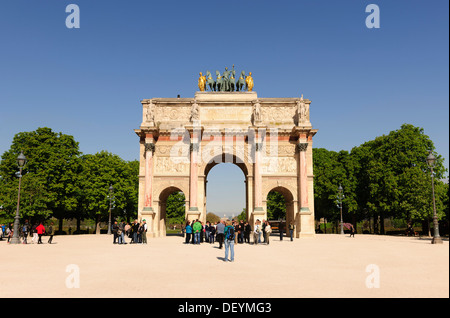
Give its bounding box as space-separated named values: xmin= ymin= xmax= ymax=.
xmin=204 ymin=154 xmax=248 ymax=222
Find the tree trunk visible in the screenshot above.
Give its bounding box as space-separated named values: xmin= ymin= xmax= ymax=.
xmin=96 ymin=214 xmax=101 ymax=235
xmin=59 ymin=218 xmax=63 ymax=233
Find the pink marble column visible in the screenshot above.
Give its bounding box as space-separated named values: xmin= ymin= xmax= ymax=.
xmin=189 ymin=131 xmax=199 ymax=212
xmin=298 ymin=142 xmax=309 ymax=212
xmin=254 ymin=142 xmax=263 ymax=210
xmin=143 ymin=135 xmax=155 ymax=211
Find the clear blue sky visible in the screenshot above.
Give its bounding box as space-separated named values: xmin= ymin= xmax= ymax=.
xmin=0 ymin=0 xmax=448 ymax=216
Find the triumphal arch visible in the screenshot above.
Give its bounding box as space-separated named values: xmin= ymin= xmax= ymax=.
xmin=135 ymin=71 xmax=317 ymax=238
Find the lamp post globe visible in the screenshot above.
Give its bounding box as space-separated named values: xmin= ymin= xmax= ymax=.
xmin=426 ymin=152 xmax=442 ymax=244
xmin=11 ymin=151 xmax=27 ymax=244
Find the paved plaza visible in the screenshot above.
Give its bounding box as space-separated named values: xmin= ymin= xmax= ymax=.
xmin=0 ymin=233 xmax=448 ymax=298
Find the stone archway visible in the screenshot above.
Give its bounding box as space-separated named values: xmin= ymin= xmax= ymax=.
xmin=264 ymin=186 xmax=296 ymax=237
xmin=135 ymin=91 xmax=317 ymax=238
xmin=157 ymin=186 xmax=187 ymax=237
xmin=203 ymin=153 xmax=249 ymax=220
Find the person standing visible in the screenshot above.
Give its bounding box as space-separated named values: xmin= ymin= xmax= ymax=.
xmin=132 ymin=219 xmax=139 ymax=244
xmin=279 ymin=220 xmax=284 ymax=241
xmin=125 ymin=222 xmax=131 ymax=242
xmin=119 ymin=221 xmax=126 ymax=244
xmin=112 ymin=221 xmax=119 ymax=244
xmin=22 ymin=222 xmax=29 ymax=244
xmin=209 ymin=223 xmax=216 ymax=244
xmin=244 ymin=222 xmax=251 ymax=243
xmin=205 ymin=222 xmax=210 ymax=243
xmin=193 ymin=219 xmax=202 ymax=245
xmin=253 ymin=221 xmax=260 ymax=245
xmin=185 ymin=221 xmax=192 ymax=244
xmin=31 ymin=223 xmax=38 ymax=244
xmin=142 ymin=220 xmax=148 ymax=244
xmin=265 ymin=221 xmax=272 ymax=245
xmin=223 ymin=221 xmax=235 ymax=262
xmin=47 ymin=222 xmax=54 ymax=244
xmin=216 ymin=220 xmax=225 ymax=249
xmin=289 ymin=221 xmax=295 ymax=241
xmin=36 ymin=222 xmax=45 ymax=244
xmin=238 ymin=220 xmax=245 ymax=244
xmin=262 ymin=219 xmax=267 ymax=244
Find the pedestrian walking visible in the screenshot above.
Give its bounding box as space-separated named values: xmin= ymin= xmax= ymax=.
xmin=36 ymin=222 xmax=45 ymax=244
xmin=349 ymin=224 xmax=355 ymax=238
xmin=223 ymin=221 xmax=235 ymax=262
xmin=47 ymin=222 xmax=54 ymax=244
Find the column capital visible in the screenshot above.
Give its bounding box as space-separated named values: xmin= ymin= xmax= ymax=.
xmin=296 ymin=142 xmax=308 ymax=152
xmin=144 ymin=142 xmax=155 ymax=153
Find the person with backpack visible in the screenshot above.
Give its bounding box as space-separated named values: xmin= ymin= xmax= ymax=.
xmin=193 ymin=219 xmax=202 ymax=245
xmin=223 ymin=221 xmax=235 ymax=262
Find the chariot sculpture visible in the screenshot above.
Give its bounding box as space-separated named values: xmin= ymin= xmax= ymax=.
xmin=198 ymin=65 xmax=253 ymax=92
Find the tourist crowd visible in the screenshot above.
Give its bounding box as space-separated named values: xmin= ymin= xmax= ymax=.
xmin=0 ymin=221 xmax=54 ymax=244
xmin=111 ymin=219 xmax=148 ymax=244
xmin=183 ymin=219 xmax=296 ymax=246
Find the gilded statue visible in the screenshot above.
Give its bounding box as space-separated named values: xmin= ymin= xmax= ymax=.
xmin=197 ymin=66 xmax=253 ymax=92
xmin=198 ymin=72 xmax=206 ymax=91
xmin=246 ymin=72 xmax=254 ymax=92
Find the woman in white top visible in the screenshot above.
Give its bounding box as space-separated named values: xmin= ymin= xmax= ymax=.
xmin=265 ymin=221 xmax=272 ymax=245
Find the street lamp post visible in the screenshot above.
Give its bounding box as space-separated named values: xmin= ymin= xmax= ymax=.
xmin=336 ymin=184 xmax=345 ymax=235
xmin=107 ymin=184 xmax=114 ymax=235
xmin=10 ymin=152 xmax=27 ymax=244
xmin=426 ymin=152 xmax=443 ymax=244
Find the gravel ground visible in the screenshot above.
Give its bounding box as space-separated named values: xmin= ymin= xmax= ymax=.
xmin=0 ymin=233 xmax=448 ymax=298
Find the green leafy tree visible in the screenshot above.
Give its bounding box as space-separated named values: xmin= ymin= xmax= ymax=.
xmin=266 ymin=191 xmax=286 ymax=220
xmin=206 ymin=212 xmax=221 ymax=224
xmin=352 ymin=124 xmax=447 ymax=233
xmin=76 ymin=151 xmax=138 ymax=233
xmin=0 ymin=127 xmax=80 ymax=224
xmin=165 ymin=191 xmax=185 ymax=224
